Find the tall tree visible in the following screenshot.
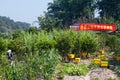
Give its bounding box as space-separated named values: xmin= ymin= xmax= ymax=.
xmin=38 ymin=13 xmax=63 ymax=31
xmin=47 ymin=0 xmax=96 ymax=27
xmin=97 ymin=0 xmax=120 ymax=20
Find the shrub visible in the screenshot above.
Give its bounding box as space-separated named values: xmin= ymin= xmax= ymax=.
xmin=89 ymin=61 xmax=100 ymax=69
xmin=7 ymin=39 xmax=26 ymax=60
xmin=54 ymin=30 xmax=77 ymax=55
xmin=36 ymin=38 xmax=56 ymax=50
xmin=7 ymin=39 xmax=26 ymax=53
xmin=58 ymin=63 xmax=89 ymax=78
xmin=105 ymin=34 xmax=118 ymax=51
xmin=80 ymin=31 xmax=98 ymax=53
xmin=1 ymin=49 xmax=60 ymax=80
xmin=0 ymin=37 xmax=7 ymax=53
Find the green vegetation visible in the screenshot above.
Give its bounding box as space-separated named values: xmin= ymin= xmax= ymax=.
xmin=115 ymin=66 xmax=120 ymax=74
xmin=1 ymin=0 xmax=120 ymax=79
xmin=47 ymin=0 xmax=95 ymax=27
xmin=80 ymin=31 xmax=98 ymax=53
xmin=37 ymin=0 xmax=120 ymax=31
xmin=97 ymin=0 xmax=120 ymax=21
xmin=0 ymin=16 xmax=30 ymax=32
xmin=89 ymin=61 xmax=100 ymax=69
xmin=0 ymin=37 xmax=6 ymax=53
xmin=57 ymin=63 xmax=89 ymax=78
xmin=0 ymin=29 xmax=120 ymax=79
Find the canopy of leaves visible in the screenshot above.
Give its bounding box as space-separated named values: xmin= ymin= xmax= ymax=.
xmin=47 ymin=0 xmax=96 ymax=27
xmin=38 ymin=13 xmax=63 ymax=31
xmin=97 ymin=0 xmax=120 ymax=20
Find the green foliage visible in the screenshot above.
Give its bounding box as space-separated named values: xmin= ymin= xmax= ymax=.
xmin=97 ymin=32 xmax=107 ymax=49
xmin=38 ymin=13 xmax=63 ymax=31
xmin=11 ymin=30 xmax=23 ymax=39
xmin=97 ymin=0 xmax=120 ymax=20
xmin=20 ymin=31 xmax=39 ymax=54
xmin=7 ymin=39 xmax=26 ymax=54
xmin=28 ymin=27 xmax=38 ymax=34
xmin=80 ymin=31 xmax=98 ymax=53
xmin=115 ymin=47 xmax=120 ymax=56
xmin=0 ymin=16 xmax=30 ymax=32
xmin=35 ymin=30 xmax=57 ymax=50
xmin=89 ymin=61 xmax=100 ymax=69
xmin=0 ymin=37 xmax=7 ymax=53
xmin=7 ymin=39 xmax=26 ymax=60
xmin=47 ymin=0 xmax=95 ymax=27
xmin=0 ymin=49 xmax=60 ymax=80
xmin=105 ymin=34 xmax=118 ymax=51
xmin=36 ymin=39 xmax=56 ymax=50
xmin=58 ymin=63 xmax=89 ymax=78
xmin=37 ymin=49 xmax=60 ymax=80
xmin=4 ymin=64 xmax=25 ymax=80
xmin=115 ymin=66 xmax=120 ymax=74
xmin=54 ymin=30 xmax=77 ymax=55
xmin=97 ymin=32 xmax=120 ymax=56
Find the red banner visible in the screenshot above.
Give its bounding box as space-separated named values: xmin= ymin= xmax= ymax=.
xmin=70 ymin=23 xmax=116 ymax=31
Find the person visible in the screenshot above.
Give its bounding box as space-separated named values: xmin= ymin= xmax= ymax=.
xmin=7 ymin=50 xmax=13 ymax=59
xmin=7 ymin=49 xmax=14 ymax=65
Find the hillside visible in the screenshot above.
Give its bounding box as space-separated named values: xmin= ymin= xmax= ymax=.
xmin=0 ymin=16 xmax=30 ymax=32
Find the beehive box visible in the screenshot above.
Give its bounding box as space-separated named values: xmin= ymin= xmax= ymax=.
xmin=101 ymin=61 xmax=108 ymax=67
xmin=100 ymin=55 xmax=106 ymax=60
xmin=115 ymin=56 xmax=120 ymax=61
xmin=81 ymin=52 xmax=87 ymax=57
xmin=68 ymin=54 xmax=75 ymax=59
xmin=75 ymin=58 xmax=80 ymax=63
xmin=99 ymin=50 xmax=104 ymax=55
xmin=94 ymin=58 xmax=101 ymax=64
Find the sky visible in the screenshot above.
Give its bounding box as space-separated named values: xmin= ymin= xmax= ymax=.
xmin=0 ymin=0 xmax=53 ymax=25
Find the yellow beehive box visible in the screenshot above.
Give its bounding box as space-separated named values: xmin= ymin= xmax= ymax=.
xmin=115 ymin=56 xmax=120 ymax=61
xmin=100 ymin=55 xmax=106 ymax=60
xmin=99 ymin=50 xmax=104 ymax=55
xmin=81 ymin=52 xmax=87 ymax=57
xmin=75 ymin=58 xmax=80 ymax=63
xmin=101 ymin=61 xmax=108 ymax=67
xmin=94 ymin=58 xmax=101 ymax=64
xmin=68 ymin=54 xmax=75 ymax=59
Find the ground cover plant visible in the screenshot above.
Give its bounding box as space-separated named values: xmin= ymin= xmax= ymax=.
xmin=57 ymin=63 xmax=89 ymax=78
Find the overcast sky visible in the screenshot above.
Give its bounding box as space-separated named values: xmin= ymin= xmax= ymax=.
xmin=0 ymin=0 xmax=53 ymax=24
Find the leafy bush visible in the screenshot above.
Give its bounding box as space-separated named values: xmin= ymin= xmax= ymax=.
xmin=0 ymin=37 xmax=7 ymax=53
xmin=97 ymin=32 xmax=107 ymax=50
xmin=115 ymin=46 xmax=120 ymax=56
xmin=36 ymin=39 xmax=56 ymax=50
xmin=4 ymin=64 xmax=26 ymax=80
xmin=53 ymin=30 xmax=77 ymax=55
xmin=105 ymin=34 xmax=118 ymax=51
xmin=1 ymin=49 xmax=60 ymax=80
xmin=89 ymin=61 xmax=100 ymax=69
xmin=11 ymin=30 xmax=23 ymax=39
xmin=58 ymin=63 xmax=89 ymax=78
xmin=7 ymin=39 xmax=26 ymax=58
xmin=80 ymin=31 xmax=98 ymax=53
